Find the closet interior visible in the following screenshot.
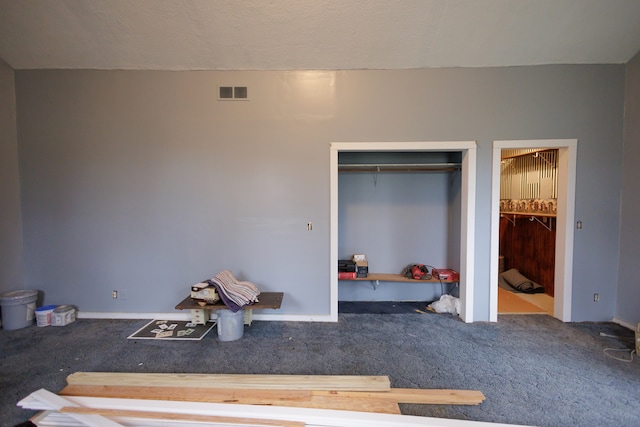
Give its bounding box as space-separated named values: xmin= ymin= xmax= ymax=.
xmin=498 ymin=148 xmax=558 ymax=315
xmin=337 ymin=151 xmax=462 ymax=303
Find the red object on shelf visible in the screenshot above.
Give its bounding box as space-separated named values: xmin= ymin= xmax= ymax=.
xmin=338 ymin=272 xmax=357 ymax=279
xmin=432 ymin=268 xmax=459 ymax=281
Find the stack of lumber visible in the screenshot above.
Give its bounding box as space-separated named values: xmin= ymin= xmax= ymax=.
xmin=18 ymin=372 xmax=497 ymax=427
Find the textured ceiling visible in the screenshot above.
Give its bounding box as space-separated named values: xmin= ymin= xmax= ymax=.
xmin=1 ymin=0 xmax=640 ymax=70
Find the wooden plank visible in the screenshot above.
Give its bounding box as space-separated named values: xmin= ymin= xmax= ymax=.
xmin=341 ymin=273 xmax=458 ymax=284
xmin=60 ymin=385 xmax=400 ymax=415
xmin=175 ymin=292 xmax=284 ymax=311
xmin=61 ymin=384 xmax=312 ymax=404
xmin=313 ymin=388 xmax=485 ymax=405
xmin=286 ymin=396 xmax=400 ymax=414
xmin=67 ymin=372 xmax=391 ymax=391
xmin=60 ymin=406 xmax=305 ymax=427
xmin=62 ymin=385 xmax=484 ymax=406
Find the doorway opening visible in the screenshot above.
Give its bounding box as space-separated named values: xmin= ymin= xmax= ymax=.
xmin=497 ymin=148 xmax=558 ymax=315
xmin=330 ymin=141 xmax=477 ymax=323
xmin=490 ymin=140 xmax=577 ymax=322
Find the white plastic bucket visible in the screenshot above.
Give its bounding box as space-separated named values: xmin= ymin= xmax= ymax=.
xmin=35 ymin=305 xmax=56 ymax=327
xmin=0 ymin=290 xmax=38 ymax=330
xmin=217 ymin=309 xmax=244 ymax=341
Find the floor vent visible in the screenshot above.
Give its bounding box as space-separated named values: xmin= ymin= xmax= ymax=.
xmin=219 ymin=86 xmax=249 ymax=100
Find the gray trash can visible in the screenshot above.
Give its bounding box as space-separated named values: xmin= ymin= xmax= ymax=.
xmin=0 ymin=290 xmax=38 ymax=330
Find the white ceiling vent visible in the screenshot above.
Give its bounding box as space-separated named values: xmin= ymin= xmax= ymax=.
xmin=219 ymin=86 xmax=249 ymax=101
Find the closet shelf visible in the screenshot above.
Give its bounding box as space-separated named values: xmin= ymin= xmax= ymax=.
xmin=500 ymin=212 xmax=555 ymax=231
xmin=338 ymin=162 xmax=461 ymax=172
xmin=500 ymin=211 xmax=556 ymax=218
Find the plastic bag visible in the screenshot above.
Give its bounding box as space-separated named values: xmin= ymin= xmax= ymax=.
xmin=427 ymin=294 xmax=460 ymax=315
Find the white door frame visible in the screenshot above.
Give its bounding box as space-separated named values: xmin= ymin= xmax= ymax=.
xmin=330 ymin=141 xmax=477 ymax=323
xmin=490 ymin=139 xmax=577 ymax=322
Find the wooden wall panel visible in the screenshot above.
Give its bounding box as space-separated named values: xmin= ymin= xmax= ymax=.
xmin=499 ymin=216 xmax=555 ymax=296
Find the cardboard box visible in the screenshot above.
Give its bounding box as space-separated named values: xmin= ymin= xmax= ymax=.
xmin=355 ymin=260 xmax=368 ymax=278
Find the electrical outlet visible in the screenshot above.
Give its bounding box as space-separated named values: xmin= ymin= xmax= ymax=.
xmin=307 ymin=222 xmax=313 ymax=231
xmin=112 ymin=290 xmax=118 ymax=299
xmin=593 ymin=293 xmax=600 ymax=302
xmin=577 ymin=220 xmax=583 ymax=229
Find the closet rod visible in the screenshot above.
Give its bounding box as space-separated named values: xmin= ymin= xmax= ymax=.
xmin=338 ymin=163 xmax=461 ymax=172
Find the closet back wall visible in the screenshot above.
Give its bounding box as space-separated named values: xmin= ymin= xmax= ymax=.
xmin=338 ymin=171 xmax=460 ymax=301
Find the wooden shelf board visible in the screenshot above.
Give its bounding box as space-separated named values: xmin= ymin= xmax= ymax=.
xmin=339 ymin=273 xmax=457 ymax=284
xmin=175 ymin=292 xmax=283 ymax=311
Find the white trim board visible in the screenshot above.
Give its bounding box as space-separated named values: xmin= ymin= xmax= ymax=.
xmin=490 ymin=139 xmax=577 ymax=322
xmin=330 ymin=141 xmax=477 ymax=323
xmin=21 ymin=390 xmax=528 ymax=427
xmin=78 ymin=312 xmax=335 ymax=322
xmin=612 ymin=317 xmax=637 ymax=331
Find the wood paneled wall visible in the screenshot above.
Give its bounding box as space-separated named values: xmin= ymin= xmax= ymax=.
xmin=499 ymin=216 xmax=555 ymax=296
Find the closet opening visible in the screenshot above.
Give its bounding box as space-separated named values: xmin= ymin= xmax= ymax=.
xmin=490 ymin=139 xmax=577 ymax=322
xmin=330 ymin=142 xmax=477 ymax=323
xmin=497 ymin=148 xmax=558 ymax=315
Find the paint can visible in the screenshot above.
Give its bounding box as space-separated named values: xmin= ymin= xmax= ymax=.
xmin=35 ymin=305 xmax=56 ymax=327
xmin=0 ymin=290 xmax=38 ymax=330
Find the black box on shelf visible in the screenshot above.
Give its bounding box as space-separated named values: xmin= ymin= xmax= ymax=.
xmin=338 ymin=259 xmax=357 ymax=272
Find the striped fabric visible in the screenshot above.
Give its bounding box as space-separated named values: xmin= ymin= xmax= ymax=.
xmin=210 ymin=270 xmax=260 ymax=308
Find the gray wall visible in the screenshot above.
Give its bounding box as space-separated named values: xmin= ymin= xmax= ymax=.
xmin=14 ymin=66 xmax=625 ymax=321
xmin=617 ymin=51 xmax=640 ymax=327
xmin=0 ymin=58 xmax=24 ymax=295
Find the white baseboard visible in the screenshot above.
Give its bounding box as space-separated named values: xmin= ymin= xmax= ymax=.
xmin=612 ymin=317 xmax=637 ymax=331
xmin=78 ymin=311 xmax=336 ymax=323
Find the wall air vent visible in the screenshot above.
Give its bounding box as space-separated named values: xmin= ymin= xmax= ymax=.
xmin=219 ymin=86 xmax=249 ymax=101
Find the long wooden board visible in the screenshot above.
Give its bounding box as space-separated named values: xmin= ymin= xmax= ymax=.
xmin=59 ymin=385 xmax=401 ymax=414
xmin=313 ymin=388 xmax=485 ymax=405
xmin=61 ymin=385 xmax=312 ymax=404
xmin=67 ymin=372 xmax=391 ymax=392
xmin=61 ymin=384 xmax=483 ymax=408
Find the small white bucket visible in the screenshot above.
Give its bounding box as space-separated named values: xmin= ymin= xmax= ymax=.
xmin=52 ymin=305 xmax=77 ymax=326
xmin=217 ymin=309 xmax=244 ymax=341
xmin=35 ymin=305 xmax=56 ymax=327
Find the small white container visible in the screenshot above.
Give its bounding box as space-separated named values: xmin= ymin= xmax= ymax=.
xmin=51 ymin=305 xmax=76 ymax=326
xmin=35 ymin=305 xmax=56 ymax=327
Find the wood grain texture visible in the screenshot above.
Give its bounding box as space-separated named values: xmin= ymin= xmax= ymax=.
xmin=61 ymin=384 xmax=312 ymax=404
xmin=66 ymin=372 xmax=391 ymax=392
xmin=500 ymin=215 xmax=555 ymax=296
xmin=342 ymin=273 xmax=458 ymax=283
xmin=313 ymin=388 xmax=486 ymax=405
xmin=59 ymin=385 xmax=400 ymax=414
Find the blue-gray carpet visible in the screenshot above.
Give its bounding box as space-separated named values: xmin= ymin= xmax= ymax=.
xmin=1 ymin=309 xmax=638 ymax=427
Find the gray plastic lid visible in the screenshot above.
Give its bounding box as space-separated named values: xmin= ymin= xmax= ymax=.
xmin=54 ymin=305 xmax=77 ymax=313
xmin=0 ymin=290 xmax=38 ymax=302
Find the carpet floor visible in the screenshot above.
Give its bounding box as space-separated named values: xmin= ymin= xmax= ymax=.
xmin=1 ymin=310 xmax=639 ymax=427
